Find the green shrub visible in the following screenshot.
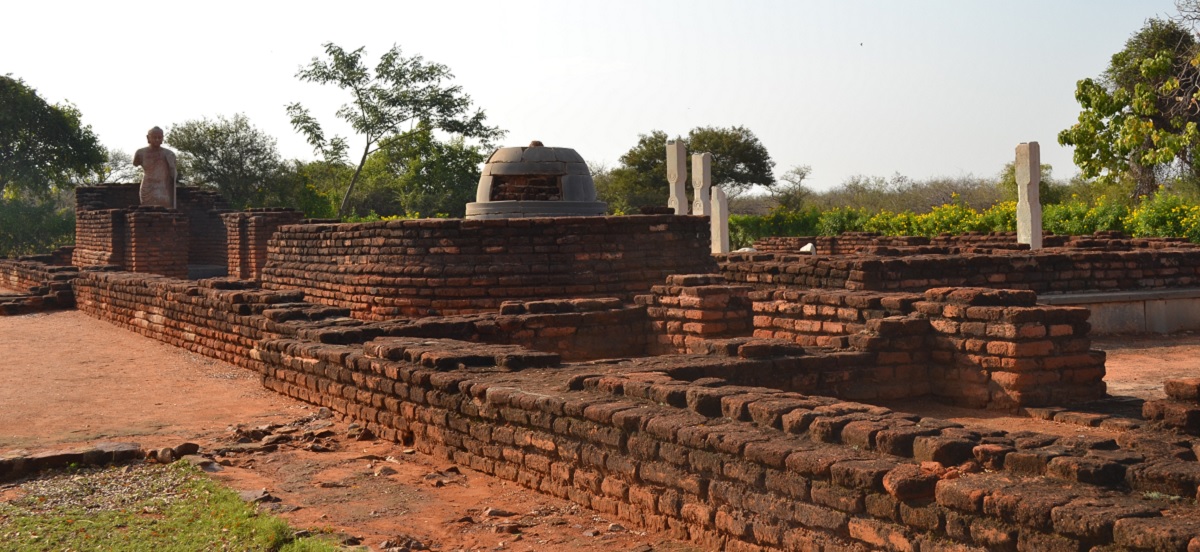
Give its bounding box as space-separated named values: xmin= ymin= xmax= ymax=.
xmin=730 ymin=208 xmax=820 ymax=248
xmin=978 ymin=201 xmax=1017 ymax=232
xmin=1125 ymin=191 xmax=1200 ymax=242
xmin=816 ymin=207 xmax=870 ymax=235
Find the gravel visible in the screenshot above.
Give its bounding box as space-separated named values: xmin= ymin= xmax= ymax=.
xmin=3 ymin=462 xmax=193 ymax=513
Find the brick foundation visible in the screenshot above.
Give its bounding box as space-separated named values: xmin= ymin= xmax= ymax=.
xmin=640 ymin=278 xmax=1104 ymax=410
xmin=0 ymin=251 xmax=78 ymax=314
xmin=222 ymin=209 xmax=305 ymax=280
xmin=752 ymin=231 xmax=1196 ymax=256
xmin=70 ymin=269 xmax=1200 ymax=551
xmin=261 ymin=215 xmax=716 ymax=320
xmin=720 ymin=248 xmax=1200 ymax=294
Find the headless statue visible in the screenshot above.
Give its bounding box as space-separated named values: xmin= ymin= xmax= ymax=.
xmin=132 ymin=126 xmax=177 ymax=208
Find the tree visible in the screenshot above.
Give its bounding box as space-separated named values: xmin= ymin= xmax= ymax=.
xmin=1058 ymin=18 xmax=1200 ymax=197
xmin=72 ymin=147 xmax=139 ymax=187
xmin=166 ymin=114 xmax=286 ymax=209
xmin=770 ymin=165 xmax=813 ymax=212
xmin=685 ymin=126 xmax=776 ymax=195
xmin=377 ymin=122 xmax=487 ymax=218
xmin=287 ymin=43 xmax=503 ymax=217
xmin=996 ymin=161 xmax=1065 ymax=204
xmin=596 ymin=126 xmax=777 ymax=214
xmin=0 ymin=75 xmax=104 ymax=198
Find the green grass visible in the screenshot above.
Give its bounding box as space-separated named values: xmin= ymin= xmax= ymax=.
xmin=0 ymin=462 xmax=340 ymax=552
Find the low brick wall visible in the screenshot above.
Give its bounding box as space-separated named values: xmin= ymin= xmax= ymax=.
xmin=74 ymin=272 xmax=326 ymax=371
xmin=637 ymin=274 xmax=754 ymax=355
xmin=176 ymin=187 xmax=232 ymax=267
xmin=75 ymin=185 xmax=234 ymax=274
xmin=124 ymin=208 xmax=189 ymax=279
xmin=260 ymin=336 xmax=1200 ymax=552
xmin=720 ymin=248 xmax=1200 ymax=294
xmin=0 ymin=256 xmax=79 ymax=314
xmin=261 ymin=215 xmax=717 ymax=320
xmin=641 ymin=279 xmax=1104 ymax=410
xmin=222 ymin=209 xmax=305 ymax=280
xmin=72 ymin=269 xmax=1200 ymax=551
xmin=752 ymin=232 xmax=1195 ymax=256
xmin=73 ymin=209 xmax=126 ymax=268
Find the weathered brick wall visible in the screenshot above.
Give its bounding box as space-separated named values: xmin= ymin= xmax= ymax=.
xmin=750 ymin=289 xmax=920 ymax=347
xmin=222 ymin=209 xmax=305 ymax=280
xmin=0 ymin=257 xmax=78 ymax=314
xmin=751 ymin=232 xmax=1199 ymax=255
xmin=259 ymin=336 xmax=1200 ymax=552
xmin=720 ymin=248 xmax=1200 ymax=294
xmin=75 ymin=183 xmax=140 ymax=211
xmin=73 ymin=272 xmax=333 ymax=372
xmin=73 ymin=269 xmax=1200 ymax=551
xmin=74 ymin=185 xmax=236 ymax=275
xmin=915 ymin=288 xmax=1105 ymax=409
xmin=74 ymin=272 xmax=648 ymax=366
xmin=642 ymin=279 xmax=1103 ymax=410
xmin=176 ymin=187 xmax=232 ymax=267
xmin=73 ymin=209 xmax=126 ymax=268
xmin=1144 ymin=378 xmax=1200 ymax=434
xmin=636 ymin=274 xmax=754 ymax=355
xmin=124 ymin=208 xmax=189 ymax=279
xmin=261 ymin=215 xmax=717 ymax=320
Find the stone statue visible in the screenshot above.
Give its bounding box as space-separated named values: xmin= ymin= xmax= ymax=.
xmin=132 ymin=126 xmax=177 ymax=208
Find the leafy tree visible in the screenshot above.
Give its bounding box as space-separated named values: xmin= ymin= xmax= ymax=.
xmin=1058 ymin=18 xmax=1200 ymax=197
xmin=0 ymin=194 xmax=75 ymax=258
xmin=287 ymin=43 xmax=503 ymax=217
xmin=686 ymin=126 xmax=776 ymax=194
xmin=596 ymin=126 xmax=777 ymax=214
xmin=595 ymin=131 xmax=671 ymax=214
xmin=0 ymin=75 xmax=104 ymax=198
xmin=166 ymin=114 xmax=286 ymax=209
xmin=374 ymin=122 xmax=486 ymax=218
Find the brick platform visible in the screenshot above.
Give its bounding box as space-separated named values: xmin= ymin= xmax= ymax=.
xmin=261 ymin=215 xmax=717 ymax=319
xmin=720 ymin=248 xmax=1200 ymax=294
xmin=71 ymin=269 xmax=1200 ymax=551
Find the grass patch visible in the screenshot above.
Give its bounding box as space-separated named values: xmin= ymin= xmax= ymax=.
xmin=0 ymin=462 xmax=339 ymax=551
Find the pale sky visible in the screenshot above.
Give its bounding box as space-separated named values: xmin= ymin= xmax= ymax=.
xmin=2 ymin=0 xmax=1180 ymax=191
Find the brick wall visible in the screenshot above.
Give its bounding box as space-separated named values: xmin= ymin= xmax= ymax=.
xmin=635 ymin=274 xmax=754 ymax=355
xmin=641 ymin=279 xmax=1104 ymax=410
xmin=73 ymin=269 xmax=1200 ymax=551
xmin=73 ymin=209 xmax=126 ymax=268
xmin=260 ymin=336 xmax=1199 ymax=552
xmin=751 ymin=232 xmax=1200 ymax=256
xmin=222 ymin=209 xmax=305 ymax=280
xmin=176 ymin=187 xmax=231 ymax=267
xmin=73 ymin=185 xmax=236 ymax=276
xmin=0 ymin=257 xmax=78 ymax=314
xmin=720 ymin=248 xmax=1200 ymax=293
xmin=124 ymin=208 xmax=189 ymax=279
xmin=261 ymin=215 xmax=717 ymax=320
xmin=75 ymin=183 xmax=140 ymax=211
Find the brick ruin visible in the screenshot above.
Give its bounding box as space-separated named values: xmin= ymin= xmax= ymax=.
xmin=5 ymin=186 xmax=1200 ymax=550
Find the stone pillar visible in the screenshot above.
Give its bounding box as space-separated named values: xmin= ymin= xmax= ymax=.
xmin=691 ymin=152 xmax=712 ymax=216
xmin=666 ymin=140 xmax=688 ymax=214
xmin=711 ymin=187 xmax=730 ymax=254
xmin=1016 ymin=142 xmax=1042 ymax=250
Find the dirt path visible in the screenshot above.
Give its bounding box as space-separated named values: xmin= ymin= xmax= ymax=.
xmin=2 ymin=310 xmax=1198 ymax=551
